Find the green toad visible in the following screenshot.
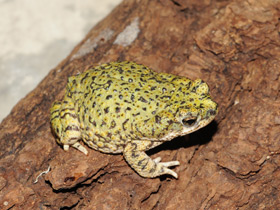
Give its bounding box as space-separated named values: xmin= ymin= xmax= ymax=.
xmin=50 ymin=61 xmax=218 ymax=178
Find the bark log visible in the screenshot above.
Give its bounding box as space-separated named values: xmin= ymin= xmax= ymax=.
xmin=1 ymin=0 xmax=280 ymax=209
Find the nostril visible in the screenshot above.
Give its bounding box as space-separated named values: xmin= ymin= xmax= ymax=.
xmin=207 ymin=109 xmax=216 ymax=116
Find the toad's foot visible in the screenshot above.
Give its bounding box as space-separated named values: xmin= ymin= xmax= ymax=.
xmin=153 ymin=157 xmax=180 ymax=178
xmin=124 ymin=141 xmax=180 ymax=178
xmin=63 ymin=142 xmax=88 ymax=155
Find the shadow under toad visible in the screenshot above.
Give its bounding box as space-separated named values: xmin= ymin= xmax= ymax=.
xmin=146 ymin=120 xmax=219 ymax=156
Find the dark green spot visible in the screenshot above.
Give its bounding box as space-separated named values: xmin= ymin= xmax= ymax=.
xmin=104 ymin=107 xmax=110 ymax=113
xmin=116 ymin=107 xmax=121 ymax=113
xmin=106 ymin=95 xmax=113 ymax=100
xmin=139 ymin=96 xmax=148 ymax=103
xmin=155 ymin=115 xmax=161 ymax=123
xmin=131 ymin=94 xmax=135 ymax=101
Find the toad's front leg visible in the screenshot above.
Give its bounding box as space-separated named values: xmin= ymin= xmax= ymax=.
xmin=50 ymin=100 xmax=88 ymax=155
xmin=123 ymin=141 xmax=180 ymax=178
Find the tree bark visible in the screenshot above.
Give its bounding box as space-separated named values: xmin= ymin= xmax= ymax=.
xmin=1 ymin=0 xmax=280 ymax=209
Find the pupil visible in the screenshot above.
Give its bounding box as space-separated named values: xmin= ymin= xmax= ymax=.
xmin=183 ymin=118 xmax=196 ymax=126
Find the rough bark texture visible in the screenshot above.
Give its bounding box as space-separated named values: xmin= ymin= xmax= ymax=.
xmin=1 ymin=0 xmax=280 ymax=209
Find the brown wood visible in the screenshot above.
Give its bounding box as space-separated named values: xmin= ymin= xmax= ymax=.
xmin=1 ymin=0 xmax=280 ymax=209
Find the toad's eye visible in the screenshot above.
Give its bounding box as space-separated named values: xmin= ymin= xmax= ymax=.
xmin=182 ymin=117 xmax=197 ymax=127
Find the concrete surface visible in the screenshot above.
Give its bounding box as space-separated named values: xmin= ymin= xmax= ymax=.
xmin=0 ymin=0 xmax=122 ymax=122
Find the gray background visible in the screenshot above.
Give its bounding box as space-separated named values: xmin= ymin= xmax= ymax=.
xmin=0 ymin=0 xmax=122 ymax=122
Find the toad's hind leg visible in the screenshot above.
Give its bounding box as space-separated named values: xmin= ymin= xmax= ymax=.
xmin=123 ymin=141 xmax=180 ymax=178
